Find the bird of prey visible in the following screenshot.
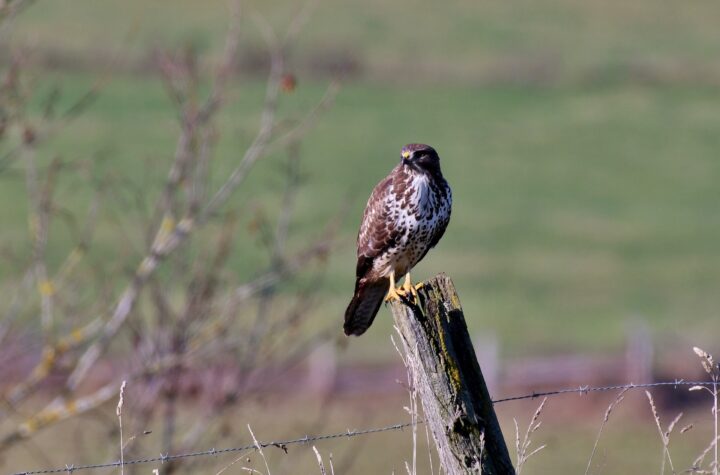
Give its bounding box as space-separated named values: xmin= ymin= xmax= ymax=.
xmin=344 ymin=143 xmax=452 ymax=336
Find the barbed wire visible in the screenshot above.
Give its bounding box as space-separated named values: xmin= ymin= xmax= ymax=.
xmin=12 ymin=380 xmax=717 ymax=475
xmin=12 ymin=423 xmax=417 ymax=475
xmin=491 ymin=379 xmax=715 ymax=403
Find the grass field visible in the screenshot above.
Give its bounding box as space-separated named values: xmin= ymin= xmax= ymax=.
xmin=3 ymin=70 xmax=720 ymax=360
xmin=11 ymin=0 xmax=720 ymax=83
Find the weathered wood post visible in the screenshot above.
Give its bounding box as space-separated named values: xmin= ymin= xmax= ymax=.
xmin=388 ymin=273 xmax=515 ymax=475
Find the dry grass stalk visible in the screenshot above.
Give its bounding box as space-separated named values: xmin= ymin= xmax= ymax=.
xmin=329 ymin=452 xmax=336 ymax=475
xmin=116 ymin=380 xmax=127 ymax=475
xmin=690 ymin=347 xmax=720 ymax=475
xmin=585 ymin=387 xmax=630 ymax=475
xmin=514 ymin=397 xmax=547 ymax=475
xmin=238 ymin=466 xmax=264 ymax=475
xmin=691 ymin=437 xmax=720 ymax=474
xmin=392 ymin=333 xmax=421 ymax=475
xmin=313 ymin=446 xmax=336 ymax=475
xmin=248 ymin=425 xmax=272 ymax=475
xmin=424 ymin=415 xmax=436 ymax=475
xmin=215 ymin=450 xmax=254 ymax=475
xmin=646 ymin=390 xmax=682 ymax=475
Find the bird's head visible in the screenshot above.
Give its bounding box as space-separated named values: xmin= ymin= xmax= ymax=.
xmin=401 ymin=143 xmax=441 ymax=175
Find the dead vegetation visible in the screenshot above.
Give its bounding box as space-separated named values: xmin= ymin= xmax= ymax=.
xmin=0 ymin=2 xmax=341 ymax=472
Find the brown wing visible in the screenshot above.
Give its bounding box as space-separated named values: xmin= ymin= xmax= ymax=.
xmin=354 ymin=169 xmax=401 ymax=279
xmin=344 ymin=167 xmax=403 ymax=336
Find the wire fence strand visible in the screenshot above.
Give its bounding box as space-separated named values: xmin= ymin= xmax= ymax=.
xmin=491 ymin=379 xmax=714 ymax=403
xmin=12 ymin=423 xmax=417 ymax=475
xmin=12 ymin=380 xmax=717 ymax=475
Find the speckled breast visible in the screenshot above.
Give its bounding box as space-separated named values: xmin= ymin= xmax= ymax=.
xmin=374 ymin=170 xmax=451 ymax=278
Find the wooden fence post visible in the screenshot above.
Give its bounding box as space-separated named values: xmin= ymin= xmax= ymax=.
xmin=388 ymin=273 xmax=515 ymax=475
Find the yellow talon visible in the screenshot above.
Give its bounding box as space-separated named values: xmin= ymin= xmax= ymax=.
xmin=385 ymin=271 xmax=403 ymax=302
xmin=400 ymin=273 xmax=420 ymax=304
xmin=385 ymin=271 xmax=422 ymax=303
xmin=385 ymin=285 xmax=402 ymax=302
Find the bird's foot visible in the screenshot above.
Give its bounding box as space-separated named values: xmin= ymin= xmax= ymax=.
xmin=385 ymin=272 xmax=421 ymax=304
xmin=399 ymin=274 xmax=420 ymax=304
xmin=384 ymin=285 xmax=403 ymax=302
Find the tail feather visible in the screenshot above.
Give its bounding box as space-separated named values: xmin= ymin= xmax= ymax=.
xmin=344 ymin=277 xmax=389 ymax=336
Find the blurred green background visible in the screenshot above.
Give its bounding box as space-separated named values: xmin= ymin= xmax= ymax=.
xmin=2 ymin=1 xmax=720 ymax=472
xmin=4 ymin=0 xmax=719 ymax=359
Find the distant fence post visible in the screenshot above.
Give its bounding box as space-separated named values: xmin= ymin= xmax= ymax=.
xmin=473 ymin=332 xmax=499 ymax=395
xmin=625 ymin=318 xmax=653 ymax=383
xmin=388 ymin=273 xmax=516 ymax=475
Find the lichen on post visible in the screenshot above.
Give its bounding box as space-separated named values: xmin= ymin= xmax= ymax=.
xmin=388 ymin=273 xmax=516 ymax=475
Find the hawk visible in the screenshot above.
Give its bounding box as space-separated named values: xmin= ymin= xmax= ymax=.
xmin=344 ymin=143 xmax=452 ymax=336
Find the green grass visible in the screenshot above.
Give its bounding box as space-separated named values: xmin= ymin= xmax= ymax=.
xmin=11 ymin=0 xmax=720 ymax=83
xmin=3 ymin=0 xmax=720 ymax=360
xmin=3 ymin=66 xmax=720 ymax=359
xmin=326 ymin=83 xmax=720 ymax=359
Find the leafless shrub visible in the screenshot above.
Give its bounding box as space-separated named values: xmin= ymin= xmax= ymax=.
xmin=0 ymin=1 xmax=340 ymax=472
